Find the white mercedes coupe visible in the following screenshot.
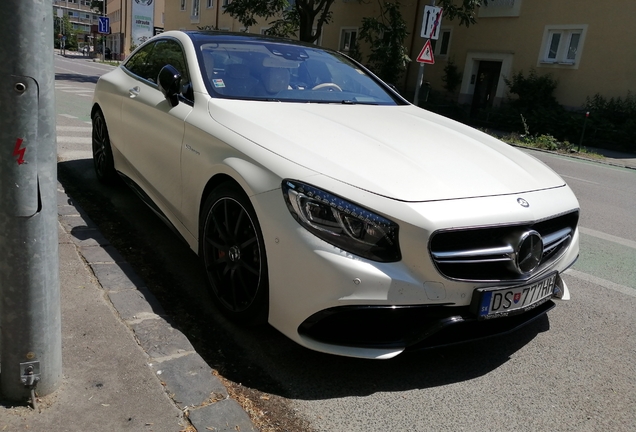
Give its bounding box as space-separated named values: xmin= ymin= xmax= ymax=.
xmin=92 ymin=31 xmax=580 ymax=359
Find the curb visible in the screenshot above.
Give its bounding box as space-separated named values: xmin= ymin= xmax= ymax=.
xmin=57 ymin=182 xmax=257 ymax=432
xmin=509 ymin=143 xmax=636 ymax=171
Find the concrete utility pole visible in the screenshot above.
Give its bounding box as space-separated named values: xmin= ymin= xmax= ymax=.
xmin=0 ymin=0 xmax=62 ymax=403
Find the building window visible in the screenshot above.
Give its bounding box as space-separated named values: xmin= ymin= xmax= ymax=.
xmin=180 ymin=0 xmax=186 ymax=11
xmin=192 ymin=0 xmax=200 ymax=16
xmin=206 ymin=0 xmax=213 ymax=8
xmin=222 ymin=0 xmax=230 ymax=7
xmin=478 ymin=0 xmax=522 ymax=18
xmin=339 ymin=28 xmax=357 ymax=52
xmin=539 ymin=25 xmax=587 ymax=67
xmin=432 ymin=28 xmax=451 ymax=57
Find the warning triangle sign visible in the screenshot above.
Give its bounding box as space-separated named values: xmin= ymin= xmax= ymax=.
xmin=417 ymin=39 xmax=435 ymax=64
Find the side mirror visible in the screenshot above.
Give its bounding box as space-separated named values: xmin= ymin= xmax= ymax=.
xmin=158 ymin=65 xmax=182 ymax=107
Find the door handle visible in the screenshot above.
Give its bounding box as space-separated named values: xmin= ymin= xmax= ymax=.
xmin=129 ymin=86 xmax=140 ymax=97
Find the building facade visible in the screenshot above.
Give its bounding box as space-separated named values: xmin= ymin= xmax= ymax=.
xmin=105 ymin=0 xmax=165 ymax=60
xmin=157 ymin=0 xmax=634 ymax=113
xmin=53 ymin=0 xmax=102 ymax=46
xmin=412 ymin=0 xmax=636 ymax=112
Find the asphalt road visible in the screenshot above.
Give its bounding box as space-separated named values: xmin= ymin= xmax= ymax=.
xmin=55 ymin=53 xmax=636 ymax=432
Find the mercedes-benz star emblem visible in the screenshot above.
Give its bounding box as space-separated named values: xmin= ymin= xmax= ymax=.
xmin=516 ymin=230 xmax=543 ymax=274
xmin=517 ymin=198 xmax=530 ymax=208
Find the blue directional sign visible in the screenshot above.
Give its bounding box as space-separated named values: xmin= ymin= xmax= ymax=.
xmin=98 ymin=16 xmax=110 ymax=34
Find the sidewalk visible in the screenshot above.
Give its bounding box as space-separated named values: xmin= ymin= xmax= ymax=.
xmin=583 ymin=146 xmax=636 ymax=170
xmin=513 ymin=143 xmax=636 ymax=170
xmin=0 ymin=183 xmax=256 ymax=431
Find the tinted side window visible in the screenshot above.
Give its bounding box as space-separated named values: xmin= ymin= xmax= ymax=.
xmin=124 ymin=43 xmax=156 ymax=81
xmin=153 ymin=40 xmax=192 ymax=100
xmin=125 ymin=39 xmax=192 ymax=101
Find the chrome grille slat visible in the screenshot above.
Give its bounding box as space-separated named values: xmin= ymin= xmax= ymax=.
xmin=543 ymin=227 xmax=572 ymax=248
xmin=429 ymin=211 xmax=579 ymax=282
xmin=432 ymin=245 xmax=514 ymax=260
xmin=437 ymin=257 xmax=512 ymax=264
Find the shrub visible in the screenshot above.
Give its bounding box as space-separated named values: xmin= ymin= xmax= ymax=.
xmin=504 ymin=68 xmax=560 ymax=110
xmin=442 ymin=58 xmax=462 ymax=94
xmin=583 ymin=92 xmax=636 ymax=151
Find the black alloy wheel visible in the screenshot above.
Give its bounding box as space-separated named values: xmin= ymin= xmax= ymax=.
xmin=201 ymin=183 xmax=269 ymax=325
xmin=91 ymin=110 xmax=118 ymax=185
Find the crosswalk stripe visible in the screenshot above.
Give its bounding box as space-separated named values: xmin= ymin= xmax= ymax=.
xmin=58 ymin=150 xmax=93 ymax=160
xmin=57 ymin=126 xmax=91 ymax=132
xmin=57 ymin=136 xmax=91 ymax=144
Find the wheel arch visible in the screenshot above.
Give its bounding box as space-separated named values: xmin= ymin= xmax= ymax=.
xmin=91 ymin=103 xmax=102 ymax=119
xmin=198 ymin=158 xmax=282 ymax=226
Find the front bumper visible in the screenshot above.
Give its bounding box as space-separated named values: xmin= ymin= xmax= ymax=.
xmin=252 ymin=182 xmax=579 ymax=359
xmin=299 ymin=299 xmax=556 ymax=351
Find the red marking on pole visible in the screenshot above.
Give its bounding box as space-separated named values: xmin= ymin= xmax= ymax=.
xmin=13 ymin=138 xmax=26 ymax=165
xmin=431 ymin=8 xmax=443 ymax=38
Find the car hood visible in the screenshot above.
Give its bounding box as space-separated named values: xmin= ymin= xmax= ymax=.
xmin=208 ymin=101 xmax=565 ymax=202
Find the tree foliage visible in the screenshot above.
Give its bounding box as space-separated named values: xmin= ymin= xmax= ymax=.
xmin=90 ymin=0 xmax=104 ymax=14
xmin=225 ymin=0 xmax=334 ymax=43
xmin=359 ymin=1 xmax=410 ymax=84
xmin=225 ymin=1 xmax=486 ymax=43
xmin=441 ymin=0 xmax=488 ymax=27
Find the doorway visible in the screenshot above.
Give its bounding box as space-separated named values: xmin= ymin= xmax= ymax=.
xmin=470 ymin=61 xmax=502 ymax=118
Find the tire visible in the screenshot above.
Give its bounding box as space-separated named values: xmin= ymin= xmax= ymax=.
xmin=92 ymin=109 xmax=118 ymax=185
xmin=200 ymin=183 xmax=269 ymax=325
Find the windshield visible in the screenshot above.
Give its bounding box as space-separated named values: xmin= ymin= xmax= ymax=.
xmin=195 ymin=39 xmax=401 ymax=105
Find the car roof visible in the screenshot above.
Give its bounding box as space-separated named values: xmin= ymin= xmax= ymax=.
xmin=181 ymin=30 xmax=325 ymax=50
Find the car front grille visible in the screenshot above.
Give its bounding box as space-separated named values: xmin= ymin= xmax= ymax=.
xmin=429 ymin=210 xmax=579 ymax=282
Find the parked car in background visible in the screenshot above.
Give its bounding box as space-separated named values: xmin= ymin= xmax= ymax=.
xmin=91 ymin=31 xmax=580 ymax=359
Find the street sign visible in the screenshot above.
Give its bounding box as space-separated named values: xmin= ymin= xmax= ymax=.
xmin=421 ymin=6 xmax=443 ymax=40
xmin=98 ymin=16 xmax=110 ymax=34
xmin=416 ymin=39 xmax=435 ymax=64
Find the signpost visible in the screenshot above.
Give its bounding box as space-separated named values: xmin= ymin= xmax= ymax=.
xmin=416 ymin=39 xmax=435 ymax=64
xmin=414 ymin=3 xmax=442 ymax=106
xmin=421 ymin=5 xmax=443 ymax=39
xmin=98 ymin=16 xmax=109 ymax=61
xmin=0 ymin=0 xmax=62 ymax=404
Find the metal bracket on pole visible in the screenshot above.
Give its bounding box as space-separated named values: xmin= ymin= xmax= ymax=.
xmin=20 ymin=361 xmax=41 ymax=386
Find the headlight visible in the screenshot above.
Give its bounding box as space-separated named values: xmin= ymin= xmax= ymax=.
xmin=282 ymin=180 xmax=401 ymax=262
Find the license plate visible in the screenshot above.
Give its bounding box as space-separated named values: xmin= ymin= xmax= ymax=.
xmin=475 ymin=273 xmax=557 ymax=319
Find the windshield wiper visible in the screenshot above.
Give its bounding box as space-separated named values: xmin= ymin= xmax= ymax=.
xmin=340 ymin=100 xmax=379 ymax=105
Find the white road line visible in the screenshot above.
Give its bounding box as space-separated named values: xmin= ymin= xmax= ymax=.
xmin=564 ymin=269 xmax=635 ymax=297
xmin=59 ymin=114 xmax=77 ymax=119
xmin=61 ymin=89 xmax=94 ymax=93
xmin=57 ymin=136 xmax=91 ymax=144
xmin=57 ymin=126 xmax=91 ymax=132
xmin=58 ymin=150 xmax=93 ymax=160
xmin=579 ymin=226 xmax=636 ymax=250
xmin=560 ymin=174 xmax=600 ymax=185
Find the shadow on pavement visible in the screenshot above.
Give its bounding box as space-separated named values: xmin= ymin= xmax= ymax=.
xmin=56 ymin=158 xmax=550 ymax=403
xmin=55 ymin=72 xmax=100 ymax=84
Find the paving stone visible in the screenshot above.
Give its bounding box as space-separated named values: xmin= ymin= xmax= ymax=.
xmin=80 ymin=244 xmax=125 ymax=264
xmin=91 ymin=262 xmax=146 ymax=291
xmin=188 ymin=398 xmax=257 ymax=432
xmin=108 ymin=288 xmax=166 ymax=321
xmin=131 ymin=317 xmax=196 ymax=359
xmin=149 ymin=352 xmax=229 ymax=410
xmin=69 ymin=227 xmax=110 ymax=246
